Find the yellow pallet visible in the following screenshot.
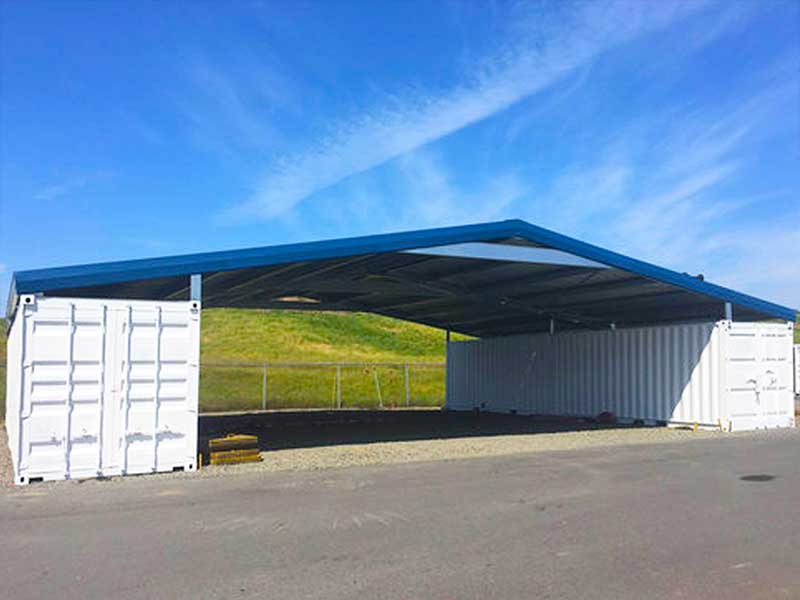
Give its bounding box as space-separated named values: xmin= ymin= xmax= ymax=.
xmin=209 ymin=448 xmax=263 ymax=465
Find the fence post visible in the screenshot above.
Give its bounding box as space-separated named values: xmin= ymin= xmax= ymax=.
xmin=373 ymin=369 xmax=383 ymax=409
xmin=336 ymin=365 xmax=342 ymax=409
xmin=262 ymin=363 xmax=268 ymax=410
xmin=404 ymin=364 xmax=410 ymax=407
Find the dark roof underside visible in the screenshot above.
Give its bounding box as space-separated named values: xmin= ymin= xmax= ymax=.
xmin=11 ymin=220 xmax=795 ymax=337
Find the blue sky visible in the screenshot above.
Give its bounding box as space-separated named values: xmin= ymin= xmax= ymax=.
xmin=1 ymin=0 xmax=798 ymax=311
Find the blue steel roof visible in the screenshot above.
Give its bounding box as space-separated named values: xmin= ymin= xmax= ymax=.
xmin=9 ymin=219 xmax=797 ymax=331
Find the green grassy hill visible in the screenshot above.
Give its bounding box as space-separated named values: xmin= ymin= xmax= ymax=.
xmin=0 ymin=309 xmax=453 ymax=413
xmin=198 ymin=309 xmax=452 ymax=411
xmin=201 ymin=309 xmax=451 ymax=364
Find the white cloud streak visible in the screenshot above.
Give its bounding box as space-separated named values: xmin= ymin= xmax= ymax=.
xmin=33 ymin=177 xmax=90 ymax=202
xmin=308 ymin=149 xmax=527 ymax=236
xmin=33 ymin=183 xmax=76 ymax=202
xmin=394 ymin=152 xmax=525 ymax=228
xmin=231 ymin=1 xmax=709 ymax=220
xmin=535 ymin=68 xmax=800 ymax=307
xmin=32 ymin=171 xmax=115 ymax=202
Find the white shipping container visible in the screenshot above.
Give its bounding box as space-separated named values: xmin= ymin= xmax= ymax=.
xmin=446 ymin=321 xmax=795 ymax=432
xmin=795 ymin=345 xmax=800 ymax=395
xmin=5 ymin=296 xmax=200 ymax=485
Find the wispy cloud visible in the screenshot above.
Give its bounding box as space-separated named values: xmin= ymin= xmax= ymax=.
xmin=32 ymin=171 xmax=114 ymax=202
xmin=230 ymin=1 xmax=709 ymax=220
xmin=702 ymin=225 xmax=800 ymax=298
xmin=305 ymin=149 xmax=526 ymax=237
xmin=172 ymin=53 xmax=296 ymax=163
xmin=117 ymin=109 xmax=166 ymax=146
xmin=533 ymin=63 xmax=800 ymax=306
xmin=394 ymin=151 xmax=525 ymax=228
xmin=33 ymin=178 xmax=89 ymax=202
xmin=33 ymin=182 xmax=76 ymax=202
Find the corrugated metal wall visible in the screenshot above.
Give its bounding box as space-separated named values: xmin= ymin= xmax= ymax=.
xmin=447 ymin=322 xmax=723 ymax=425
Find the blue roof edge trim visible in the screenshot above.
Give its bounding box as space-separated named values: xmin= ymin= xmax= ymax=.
xmin=11 ymin=220 xmax=519 ymax=290
xmin=510 ymin=220 xmax=797 ymax=322
xmin=9 ymin=218 xmax=797 ymax=322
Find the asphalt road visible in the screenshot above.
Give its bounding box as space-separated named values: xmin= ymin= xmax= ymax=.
xmin=2 ymin=430 xmax=799 ymax=600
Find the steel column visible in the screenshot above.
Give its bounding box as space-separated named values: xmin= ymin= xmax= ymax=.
xmin=262 ymin=363 xmax=268 ymax=410
xmin=190 ymin=274 xmax=202 ymax=302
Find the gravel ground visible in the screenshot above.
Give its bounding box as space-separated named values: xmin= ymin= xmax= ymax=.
xmin=7 ymin=409 xmax=799 ymax=490
xmin=0 ymin=417 xmax=735 ymax=490
xmin=214 ymin=425 xmax=725 ymax=474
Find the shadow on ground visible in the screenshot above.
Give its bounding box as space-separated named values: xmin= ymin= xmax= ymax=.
xmin=199 ymin=409 xmax=658 ymax=454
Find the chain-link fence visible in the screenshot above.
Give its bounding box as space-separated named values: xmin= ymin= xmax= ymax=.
xmin=200 ymin=362 xmax=445 ymax=413
xmin=0 ymin=363 xmax=446 ymax=416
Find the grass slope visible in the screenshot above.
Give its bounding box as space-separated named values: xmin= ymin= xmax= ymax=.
xmin=199 ymin=309 xmax=452 ymax=411
xmin=200 ymin=309 xmax=444 ymax=411
xmin=201 ymin=309 xmax=451 ymax=364
xmin=0 ymin=310 xmax=453 ymax=413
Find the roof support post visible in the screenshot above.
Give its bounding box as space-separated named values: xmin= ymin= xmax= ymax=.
xmin=724 ymin=302 xmax=733 ymax=321
xmin=444 ymin=329 xmax=451 ymax=410
xmin=190 ymin=274 xmax=202 ymax=302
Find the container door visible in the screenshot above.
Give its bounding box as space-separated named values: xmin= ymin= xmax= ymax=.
xmin=758 ymin=327 xmax=794 ymax=428
xmin=152 ymin=306 xmax=197 ymax=471
xmin=118 ymin=304 xmax=196 ymax=474
xmin=724 ymin=323 xmax=794 ymax=431
xmin=68 ymin=303 xmax=110 ymax=478
xmin=18 ymin=300 xmax=108 ymax=481
xmin=118 ymin=304 xmax=159 ymax=474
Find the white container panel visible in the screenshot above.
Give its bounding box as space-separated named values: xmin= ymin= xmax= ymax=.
xmin=795 ymin=345 xmax=800 ymax=394
xmin=5 ymin=296 xmax=200 ymax=485
xmin=447 ymin=321 xmax=794 ymax=431
xmin=723 ymin=322 xmax=794 ymax=431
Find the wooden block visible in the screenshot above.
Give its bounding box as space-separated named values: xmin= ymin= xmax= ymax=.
xmin=209 ymin=434 xmax=259 ymax=452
